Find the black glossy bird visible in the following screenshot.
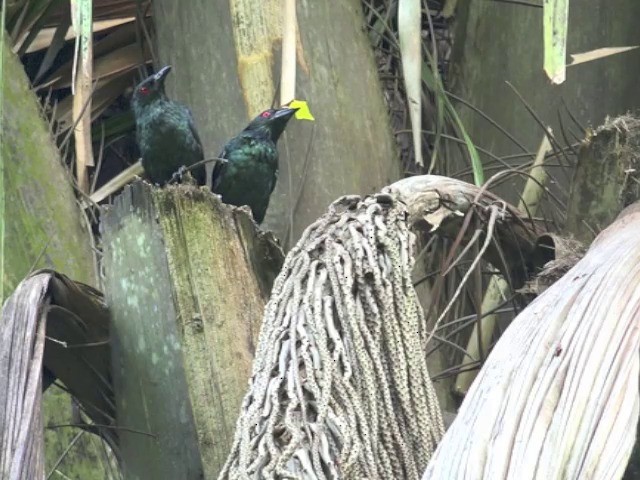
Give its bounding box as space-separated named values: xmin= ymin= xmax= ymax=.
xmin=131 ymin=65 xmax=205 ymax=185
xmin=212 ymin=107 xmax=298 ymax=223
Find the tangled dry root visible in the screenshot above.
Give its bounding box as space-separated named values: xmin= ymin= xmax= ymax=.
xmin=220 ymin=193 xmax=444 ymax=479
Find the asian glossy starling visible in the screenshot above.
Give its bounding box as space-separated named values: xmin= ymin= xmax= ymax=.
xmin=131 ymin=65 xmax=205 ymax=185
xmin=212 ymin=107 xmax=298 ymax=224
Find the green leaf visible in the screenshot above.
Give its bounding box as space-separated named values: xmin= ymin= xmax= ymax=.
xmin=543 ymin=0 xmax=569 ymax=84
xmin=421 ymin=62 xmax=484 ymax=185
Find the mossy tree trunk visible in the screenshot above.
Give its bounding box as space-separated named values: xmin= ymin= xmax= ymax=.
xmin=101 ymin=182 xmax=283 ymax=479
xmin=152 ymin=0 xmax=401 ymax=246
xmin=565 ymin=116 xmax=640 ymax=243
xmin=1 ymin=41 xmax=109 ymax=478
xmin=2 ymin=42 xmax=95 ymax=299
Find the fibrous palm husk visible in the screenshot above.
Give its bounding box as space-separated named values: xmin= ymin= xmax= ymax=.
xmin=423 ymin=203 xmax=640 ymax=479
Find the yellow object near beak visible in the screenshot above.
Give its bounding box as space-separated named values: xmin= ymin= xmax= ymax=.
xmin=287 ymin=99 xmax=315 ymax=121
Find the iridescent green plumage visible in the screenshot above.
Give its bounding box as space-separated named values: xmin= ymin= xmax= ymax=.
xmin=131 ymin=66 xmax=205 ymax=185
xmin=212 ymin=107 xmax=297 ymax=224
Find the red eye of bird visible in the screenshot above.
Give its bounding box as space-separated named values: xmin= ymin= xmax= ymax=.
xmin=260 ymin=111 xmax=272 ymax=118
xmin=139 ymin=86 xmax=150 ymax=95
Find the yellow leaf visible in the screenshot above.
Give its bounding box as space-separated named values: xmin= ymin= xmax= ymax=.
xmin=288 ymin=99 xmax=315 ymax=121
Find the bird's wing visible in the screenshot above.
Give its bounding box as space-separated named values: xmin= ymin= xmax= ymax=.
xmin=211 ymin=147 xmax=228 ymax=190
xmin=181 ymin=105 xmax=205 ymax=156
xmin=212 ymin=134 xmax=257 ymax=189
xmin=268 ymin=168 xmax=278 ymax=195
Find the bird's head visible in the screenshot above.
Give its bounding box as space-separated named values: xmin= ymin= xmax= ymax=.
xmin=244 ymin=107 xmax=299 ymax=142
xmin=131 ymin=65 xmax=172 ymax=113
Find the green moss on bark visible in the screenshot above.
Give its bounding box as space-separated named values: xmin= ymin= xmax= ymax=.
xmin=2 ymin=42 xmax=95 ymax=295
xmin=2 ymin=41 xmax=99 ymax=478
xmin=102 ymin=182 xmax=283 ymax=479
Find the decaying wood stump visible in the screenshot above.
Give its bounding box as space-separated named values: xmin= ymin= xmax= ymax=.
xmin=566 ymin=115 xmax=640 ymax=243
xmin=101 ymin=181 xmax=283 ymax=479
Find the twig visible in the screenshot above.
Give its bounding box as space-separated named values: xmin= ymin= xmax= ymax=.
xmin=46 ymin=430 xmax=85 ymax=480
xmin=426 ymin=205 xmax=500 ymax=346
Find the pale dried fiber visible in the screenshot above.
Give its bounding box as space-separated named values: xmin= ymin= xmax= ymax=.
xmin=0 ymin=270 xmax=113 ymax=479
xmin=220 ymin=193 xmax=444 ymax=479
xmin=423 ymin=205 xmax=640 ymax=479
xmin=0 ymin=273 xmax=48 ymax=480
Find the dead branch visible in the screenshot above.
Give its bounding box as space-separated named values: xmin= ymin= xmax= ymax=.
xmin=385 ymin=175 xmax=538 ymax=288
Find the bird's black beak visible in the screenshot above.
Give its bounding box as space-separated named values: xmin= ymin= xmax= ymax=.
xmin=273 ymin=107 xmax=299 ymax=121
xmin=154 ymin=65 xmax=172 ymax=83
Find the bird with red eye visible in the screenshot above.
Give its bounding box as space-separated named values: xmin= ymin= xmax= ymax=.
xmin=212 ymin=106 xmax=299 ymax=224
xmin=131 ymin=65 xmax=206 ymax=186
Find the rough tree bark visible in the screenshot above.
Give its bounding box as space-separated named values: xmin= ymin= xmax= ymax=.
xmin=151 ymin=0 xmax=401 ymax=245
xmin=2 ymin=40 xmax=104 ymax=477
xmin=101 ymin=182 xmax=283 ymax=479
xmin=565 ymin=115 xmax=640 ymax=243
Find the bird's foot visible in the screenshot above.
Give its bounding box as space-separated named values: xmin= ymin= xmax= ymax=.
xmin=169 ymin=165 xmax=193 ymax=185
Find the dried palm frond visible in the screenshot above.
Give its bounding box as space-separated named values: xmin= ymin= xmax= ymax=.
xmin=424 ymin=202 xmax=640 ymax=479
xmin=0 ymin=270 xmax=115 ymax=478
xmin=7 ymin=0 xmax=152 ymax=198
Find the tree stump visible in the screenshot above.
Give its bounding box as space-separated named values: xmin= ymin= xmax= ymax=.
xmin=101 ymin=181 xmax=283 ymax=479
xmin=566 ymin=115 xmax=640 ymax=243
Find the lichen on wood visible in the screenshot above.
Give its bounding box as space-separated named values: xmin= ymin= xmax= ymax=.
xmin=101 ymin=181 xmax=283 ymax=479
xmin=102 ymin=182 xmax=204 ymax=480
